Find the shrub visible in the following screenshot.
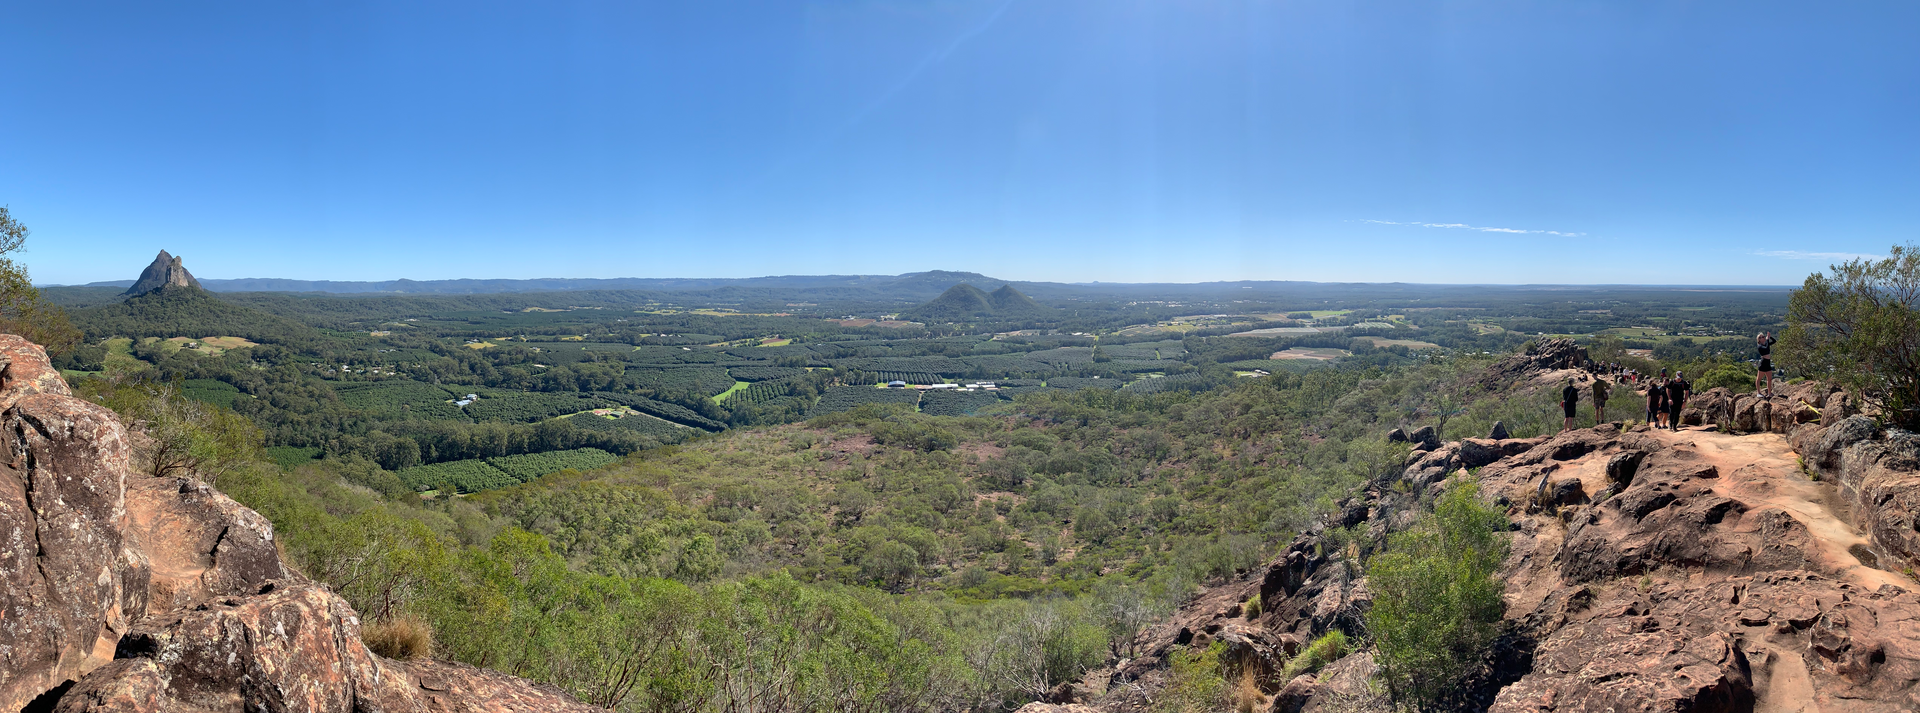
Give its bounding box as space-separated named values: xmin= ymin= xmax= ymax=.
xmin=363 ymin=613 xmax=434 ymax=660
xmin=1366 ymin=481 xmax=1509 ymax=705
xmin=1154 ymin=642 xmax=1228 ymax=713
xmin=1243 ymin=593 xmax=1262 ymax=619
xmin=1696 ymin=361 xmax=1755 ymax=393
xmin=1280 ymin=630 xmax=1347 ymax=679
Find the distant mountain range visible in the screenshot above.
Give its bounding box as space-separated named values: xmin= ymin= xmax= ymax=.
xmin=49 ymin=255 xmax=1797 ymax=316
xmin=73 ymin=270 xmax=1016 ymax=297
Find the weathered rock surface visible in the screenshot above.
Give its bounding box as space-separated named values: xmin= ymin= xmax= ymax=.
xmin=122 ymin=250 xmax=201 ymax=296
xmin=1481 ymin=423 xmax=1920 ymax=711
xmin=1797 ymin=416 xmax=1920 ymax=574
xmin=0 ymin=335 xmax=601 ymax=713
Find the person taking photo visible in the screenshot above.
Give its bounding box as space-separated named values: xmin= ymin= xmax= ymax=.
xmin=1755 ymin=332 xmax=1778 ymax=398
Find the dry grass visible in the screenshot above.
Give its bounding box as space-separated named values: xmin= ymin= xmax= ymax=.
xmin=1231 ymin=667 xmax=1269 ymax=713
xmin=363 ymin=614 xmax=434 ymax=660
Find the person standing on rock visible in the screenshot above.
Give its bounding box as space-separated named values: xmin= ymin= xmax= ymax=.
xmin=1665 ymin=371 xmax=1692 ymax=431
xmin=1592 ymin=376 xmax=1610 ymax=424
xmin=1646 ymin=376 xmax=1667 ymax=428
xmin=1755 ymin=332 xmax=1778 ymax=398
xmin=1561 ymin=377 xmax=1581 ymax=432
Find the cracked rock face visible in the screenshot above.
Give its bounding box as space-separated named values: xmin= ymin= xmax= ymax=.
xmin=0 ymin=335 xmax=600 ymax=713
xmin=0 ymin=342 xmax=148 ymax=712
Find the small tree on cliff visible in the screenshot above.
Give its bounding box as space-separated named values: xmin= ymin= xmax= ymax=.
xmin=0 ymin=206 xmax=81 ymax=351
xmin=1779 ymin=243 xmax=1920 ymax=430
xmin=1366 ymin=481 xmax=1509 ymax=706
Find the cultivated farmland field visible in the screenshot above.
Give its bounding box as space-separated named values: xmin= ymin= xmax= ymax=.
xmin=488 ymin=448 xmax=620 ymax=481
xmin=809 ymin=385 xmax=920 ymax=416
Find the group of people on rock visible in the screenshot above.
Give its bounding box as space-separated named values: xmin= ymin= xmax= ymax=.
xmin=1561 ymin=369 xmax=1691 ymax=433
xmin=1583 ymin=358 xmax=1650 ymax=385
xmin=1557 ymin=331 xmax=1779 ymax=433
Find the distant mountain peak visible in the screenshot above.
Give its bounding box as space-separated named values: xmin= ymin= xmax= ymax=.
xmin=987 ymin=284 xmax=1043 ymax=314
xmin=124 ymin=250 xmax=201 ymax=296
xmin=903 ymin=282 xmax=1052 ymax=322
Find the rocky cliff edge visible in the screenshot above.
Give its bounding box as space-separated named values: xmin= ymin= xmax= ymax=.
xmin=0 ymin=335 xmax=598 ymax=713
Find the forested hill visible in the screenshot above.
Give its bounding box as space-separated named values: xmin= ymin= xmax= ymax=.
xmin=905 ymin=283 xmax=1053 ymax=323
xmin=67 ymin=285 xmax=322 ymax=344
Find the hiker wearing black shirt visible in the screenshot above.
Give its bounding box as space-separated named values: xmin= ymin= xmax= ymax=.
xmin=1756 ymin=332 xmax=1778 ymax=397
xmin=1561 ymin=378 xmax=1580 ymax=432
xmin=1665 ymin=373 xmax=1692 ymax=431
xmin=1592 ymin=377 xmax=1610 ymax=424
xmin=1646 ymin=378 xmax=1667 ymax=428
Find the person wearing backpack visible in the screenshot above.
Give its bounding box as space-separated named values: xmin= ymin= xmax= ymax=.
xmin=1592 ymin=376 xmax=1610 ymax=425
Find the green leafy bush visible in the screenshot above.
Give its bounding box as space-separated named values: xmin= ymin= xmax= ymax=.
xmin=1280 ymin=630 xmax=1347 ymax=679
xmin=1366 ymin=481 xmax=1510 ymax=705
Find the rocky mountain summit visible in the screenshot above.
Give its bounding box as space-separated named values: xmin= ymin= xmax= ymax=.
xmin=1024 ymin=339 xmax=1920 ymax=712
xmin=0 ymin=335 xmax=596 ymax=713
xmin=122 ymin=250 xmax=201 ymax=296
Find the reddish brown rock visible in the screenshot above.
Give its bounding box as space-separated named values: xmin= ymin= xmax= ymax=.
xmin=396 ymin=659 xmax=606 ymax=713
xmin=124 ymin=475 xmax=287 ymax=617
xmin=0 ymin=385 xmax=149 ymax=712
xmin=56 ymin=582 xmax=418 ymax=713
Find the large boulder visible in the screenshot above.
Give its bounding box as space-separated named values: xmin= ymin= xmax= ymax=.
xmin=1407 ymin=425 xmax=1439 ymax=450
xmin=0 ymin=346 xmax=150 ymax=712
xmin=1811 ymin=416 xmax=1880 ymax=471
xmin=58 ymin=582 xmax=418 ymax=712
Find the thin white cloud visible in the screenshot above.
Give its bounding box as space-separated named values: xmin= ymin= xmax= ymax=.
xmin=1753 ymin=250 xmax=1885 ymax=262
xmin=1359 ymin=219 xmax=1586 ymax=237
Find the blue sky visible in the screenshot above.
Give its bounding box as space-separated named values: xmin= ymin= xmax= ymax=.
xmin=3 ymin=1 xmax=1914 ymax=286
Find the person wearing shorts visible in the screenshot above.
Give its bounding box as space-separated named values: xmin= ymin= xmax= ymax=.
xmin=1665 ymin=372 xmax=1692 ymax=431
xmin=1561 ymin=378 xmax=1580 ymax=432
xmin=1592 ymin=376 xmax=1610 ymax=424
xmin=1646 ymin=378 xmax=1667 ymax=428
xmin=1756 ymin=332 xmax=1778 ymax=397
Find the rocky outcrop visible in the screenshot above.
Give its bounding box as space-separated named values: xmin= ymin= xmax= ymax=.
xmin=0 ymin=335 xmax=600 ymax=712
xmin=1796 ymin=416 xmax=1920 ymax=574
xmin=1064 ymin=375 xmax=1920 ymax=711
xmin=1478 ymin=422 xmax=1920 ymax=711
xmin=122 ymin=250 xmax=201 ymax=296
xmin=1473 ymin=338 xmax=1589 ymax=392
xmin=1681 ymin=381 xmax=1851 ymax=435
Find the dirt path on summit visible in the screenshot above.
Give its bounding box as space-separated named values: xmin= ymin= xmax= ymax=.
xmin=1650 ymin=426 xmax=1907 ymax=592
